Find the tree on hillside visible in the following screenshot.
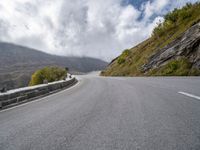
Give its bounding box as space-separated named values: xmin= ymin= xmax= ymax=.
xmin=29 ymin=66 xmax=67 ymax=86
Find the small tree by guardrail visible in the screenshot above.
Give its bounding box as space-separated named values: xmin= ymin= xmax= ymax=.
xmin=29 ymin=66 xmax=67 ymax=86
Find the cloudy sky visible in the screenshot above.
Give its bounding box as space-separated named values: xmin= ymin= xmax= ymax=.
xmin=0 ymin=0 xmax=198 ymax=61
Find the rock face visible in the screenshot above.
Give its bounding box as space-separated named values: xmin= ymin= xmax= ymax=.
xmin=142 ymin=22 xmax=200 ymax=72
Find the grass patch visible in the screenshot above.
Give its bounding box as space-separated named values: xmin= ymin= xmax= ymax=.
xmin=117 ymin=49 xmax=131 ymax=65
xmin=148 ymin=58 xmax=200 ymax=76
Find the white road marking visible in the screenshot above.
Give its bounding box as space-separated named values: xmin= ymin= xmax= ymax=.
xmin=178 ymin=91 xmax=200 ymax=100
xmin=0 ymin=80 xmax=80 ymax=113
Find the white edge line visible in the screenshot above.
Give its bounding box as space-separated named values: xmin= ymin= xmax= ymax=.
xmin=0 ymin=80 xmax=80 ymax=113
xmin=178 ymin=91 xmax=200 ymax=100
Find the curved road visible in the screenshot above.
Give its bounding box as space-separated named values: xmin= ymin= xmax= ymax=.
xmin=0 ymin=74 xmax=200 ymax=150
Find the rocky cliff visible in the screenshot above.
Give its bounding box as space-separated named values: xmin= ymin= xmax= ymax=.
xmin=142 ymin=22 xmax=200 ymax=73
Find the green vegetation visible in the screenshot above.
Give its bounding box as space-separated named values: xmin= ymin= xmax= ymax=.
xmin=148 ymin=58 xmax=200 ymax=76
xmin=29 ymin=66 xmax=67 ymax=86
xmin=101 ymin=2 xmax=200 ymax=76
xmin=153 ymin=2 xmax=199 ymax=39
xmin=117 ymin=50 xmax=131 ymax=65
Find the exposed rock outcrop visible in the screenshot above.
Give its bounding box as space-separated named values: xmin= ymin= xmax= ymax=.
xmin=142 ymin=22 xmax=200 ymax=72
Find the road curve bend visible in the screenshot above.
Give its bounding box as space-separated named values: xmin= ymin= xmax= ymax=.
xmin=0 ymin=74 xmax=200 ymax=150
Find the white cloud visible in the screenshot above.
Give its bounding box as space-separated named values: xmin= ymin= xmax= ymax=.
xmin=142 ymin=0 xmax=169 ymax=19
xmin=0 ymin=0 xmax=198 ymax=61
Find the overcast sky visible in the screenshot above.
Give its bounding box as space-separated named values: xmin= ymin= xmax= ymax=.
xmin=0 ymin=0 xmax=198 ymax=61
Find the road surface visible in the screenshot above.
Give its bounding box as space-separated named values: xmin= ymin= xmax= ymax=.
xmin=0 ymin=74 xmax=200 ymax=150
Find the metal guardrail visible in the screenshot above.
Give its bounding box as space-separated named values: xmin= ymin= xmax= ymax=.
xmin=0 ymin=78 xmax=77 ymax=109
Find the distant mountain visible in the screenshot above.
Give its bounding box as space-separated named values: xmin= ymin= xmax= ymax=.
xmin=101 ymin=2 xmax=200 ymax=76
xmin=0 ymin=42 xmax=108 ymax=89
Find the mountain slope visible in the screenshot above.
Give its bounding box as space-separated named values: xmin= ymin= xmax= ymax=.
xmin=101 ymin=2 xmax=200 ymax=76
xmin=0 ymin=42 xmax=108 ymax=89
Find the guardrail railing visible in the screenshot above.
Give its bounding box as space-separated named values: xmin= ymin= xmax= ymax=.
xmin=0 ymin=77 xmax=77 ymax=109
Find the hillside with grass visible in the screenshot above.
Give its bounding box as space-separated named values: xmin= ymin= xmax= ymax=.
xmin=101 ymin=2 xmax=200 ymax=76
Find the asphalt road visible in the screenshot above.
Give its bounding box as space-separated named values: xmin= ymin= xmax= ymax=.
xmin=0 ymin=74 xmax=200 ymax=150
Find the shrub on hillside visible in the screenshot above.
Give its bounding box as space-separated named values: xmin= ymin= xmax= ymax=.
xmin=117 ymin=49 xmax=131 ymax=65
xmin=117 ymin=58 xmax=126 ymax=64
xmin=152 ymin=2 xmax=200 ymax=38
xmin=29 ymin=66 xmax=67 ymax=86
